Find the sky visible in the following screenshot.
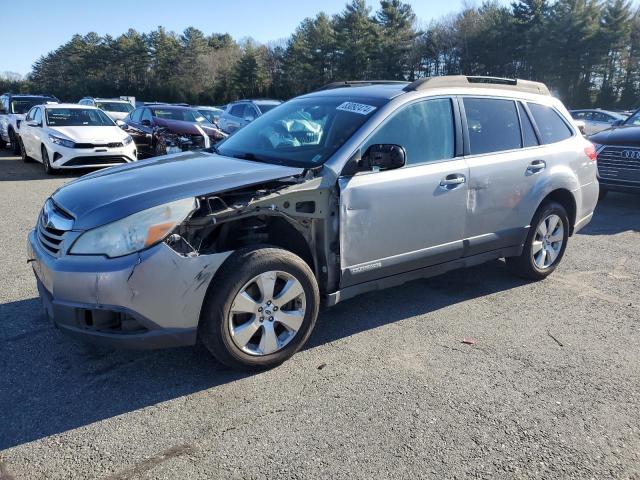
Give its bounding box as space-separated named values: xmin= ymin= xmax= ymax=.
xmin=2 ymin=0 xmax=508 ymax=76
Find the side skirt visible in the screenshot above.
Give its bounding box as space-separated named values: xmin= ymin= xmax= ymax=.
xmin=324 ymin=245 xmax=523 ymax=307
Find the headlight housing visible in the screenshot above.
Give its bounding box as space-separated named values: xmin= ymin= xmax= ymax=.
xmin=49 ymin=134 xmax=75 ymax=148
xmin=70 ymin=198 xmax=197 ymax=258
xmin=122 ymin=135 xmax=134 ymax=146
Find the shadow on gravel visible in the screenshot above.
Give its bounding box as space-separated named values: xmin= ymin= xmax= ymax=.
xmin=580 ymin=192 xmax=640 ymax=236
xmin=0 ymin=158 xmax=83 ymax=182
xmin=0 ymin=260 xmax=529 ymax=450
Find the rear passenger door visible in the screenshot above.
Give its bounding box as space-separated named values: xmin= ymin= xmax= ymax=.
xmin=461 ymin=97 xmax=545 ymax=255
xmin=339 ymin=97 xmax=469 ymax=287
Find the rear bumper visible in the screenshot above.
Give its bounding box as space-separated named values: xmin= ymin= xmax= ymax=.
xmin=28 ymin=229 xmax=232 ymax=349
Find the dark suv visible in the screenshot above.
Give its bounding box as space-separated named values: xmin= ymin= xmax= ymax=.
xmin=0 ymin=93 xmax=59 ymax=153
xmin=121 ymin=104 xmax=227 ymax=158
xmin=589 ymin=108 xmax=640 ymax=198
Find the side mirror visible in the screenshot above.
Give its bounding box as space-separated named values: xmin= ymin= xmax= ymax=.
xmin=612 ymin=119 xmax=624 ymax=127
xmin=116 ymin=119 xmax=127 ymax=129
xmin=141 ymin=119 xmax=151 ymax=127
xmin=362 ymin=144 xmax=406 ymax=171
xmin=574 ymin=120 xmax=586 ymax=135
xmin=243 ymin=115 xmax=255 ymax=122
xmin=26 ymin=120 xmax=41 ymax=128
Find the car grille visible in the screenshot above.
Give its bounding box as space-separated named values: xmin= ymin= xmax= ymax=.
xmin=36 ymin=202 xmax=73 ymax=257
xmin=75 ymin=142 xmax=124 ymax=149
xmin=64 ymin=156 xmax=130 ymax=166
xmin=597 ymin=146 xmax=640 ymax=184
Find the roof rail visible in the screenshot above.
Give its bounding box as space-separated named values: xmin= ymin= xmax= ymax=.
xmin=403 ymin=76 xmax=550 ymax=96
xmin=317 ymin=80 xmax=408 ymax=91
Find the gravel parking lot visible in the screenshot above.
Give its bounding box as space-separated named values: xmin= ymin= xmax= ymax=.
xmin=1 ymin=149 xmax=639 ymax=479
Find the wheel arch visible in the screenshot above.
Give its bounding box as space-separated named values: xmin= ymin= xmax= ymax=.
xmin=538 ymin=188 xmax=577 ymax=235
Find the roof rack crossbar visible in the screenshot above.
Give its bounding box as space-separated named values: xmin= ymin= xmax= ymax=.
xmin=317 ymin=80 xmax=408 ymax=91
xmin=403 ymin=75 xmax=550 ymax=96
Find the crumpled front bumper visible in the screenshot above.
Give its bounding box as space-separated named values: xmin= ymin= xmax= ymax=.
xmin=27 ymin=229 xmax=231 ymax=349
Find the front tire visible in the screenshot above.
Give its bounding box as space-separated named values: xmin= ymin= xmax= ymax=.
xmin=598 ymin=188 xmax=608 ymax=201
xmin=41 ymin=146 xmax=56 ymax=175
xmin=506 ymin=201 xmax=569 ymax=280
xmin=199 ymin=246 xmax=319 ymax=371
xmin=19 ymin=138 xmax=33 ymax=163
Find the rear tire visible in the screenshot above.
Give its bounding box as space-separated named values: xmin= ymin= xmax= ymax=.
xmin=9 ymin=130 xmax=20 ymax=155
xmin=506 ymin=201 xmax=569 ymax=280
xmin=199 ymin=246 xmax=319 ymax=371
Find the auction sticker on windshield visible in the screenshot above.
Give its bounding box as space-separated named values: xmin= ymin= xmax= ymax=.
xmin=336 ymin=102 xmax=377 ymax=115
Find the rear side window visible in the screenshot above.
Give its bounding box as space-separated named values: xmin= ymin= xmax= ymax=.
xmin=528 ymin=103 xmax=573 ymax=144
xmin=518 ymin=103 xmax=539 ymax=147
xmin=363 ymin=98 xmax=455 ymax=166
xmin=464 ymin=98 xmax=521 ymax=155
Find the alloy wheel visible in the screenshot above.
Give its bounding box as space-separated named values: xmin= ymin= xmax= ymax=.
xmin=228 ymin=270 xmax=306 ymax=356
xmin=532 ymin=214 xmax=564 ymax=269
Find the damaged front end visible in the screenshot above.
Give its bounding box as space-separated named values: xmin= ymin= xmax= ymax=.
xmin=27 ymin=162 xmax=340 ymax=349
xmin=166 ymin=170 xmax=341 ymax=296
xmin=156 ymin=125 xmax=228 ymax=155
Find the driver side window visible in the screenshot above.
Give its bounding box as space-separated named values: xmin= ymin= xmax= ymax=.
xmin=362 ymin=98 xmax=455 ymax=166
xmin=25 ymin=107 xmax=36 ymax=122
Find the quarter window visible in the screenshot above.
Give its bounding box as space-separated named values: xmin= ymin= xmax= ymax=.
xmin=518 ymin=103 xmax=539 ymax=147
xmin=141 ymin=108 xmax=152 ymax=123
xmin=34 ymin=108 xmax=42 ymax=124
xmin=363 ymin=98 xmax=455 ymax=166
xmin=464 ymin=98 xmax=521 ymax=155
xmin=130 ymin=108 xmax=142 ymax=122
xmin=527 ymin=103 xmax=573 ymax=144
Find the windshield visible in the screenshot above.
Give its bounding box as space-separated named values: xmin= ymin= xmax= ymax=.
xmin=46 ymin=108 xmax=115 ymax=126
xmin=256 ymin=103 xmax=280 ymax=114
xmin=624 ymin=110 xmax=640 ymax=126
xmin=96 ymin=101 xmax=134 ymax=113
xmin=198 ymin=109 xmax=222 ymax=123
xmin=152 ymin=108 xmax=210 ymax=123
xmin=11 ymin=98 xmax=52 ymax=114
xmin=216 ymin=97 xmax=386 ymax=167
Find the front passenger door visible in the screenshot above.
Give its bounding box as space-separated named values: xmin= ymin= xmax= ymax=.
xmin=339 ymin=98 xmax=468 ymax=287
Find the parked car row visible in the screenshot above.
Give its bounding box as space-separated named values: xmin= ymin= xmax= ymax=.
xmin=0 ymin=93 xmax=254 ymax=174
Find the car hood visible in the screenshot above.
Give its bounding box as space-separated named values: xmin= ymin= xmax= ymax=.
xmin=49 ymin=126 xmax=128 ymax=143
xmin=589 ymin=125 xmax=640 ymax=147
xmin=51 ymin=151 xmax=304 ymax=230
xmin=154 ymin=117 xmax=222 ymax=136
xmin=105 ymin=111 xmax=129 ymax=121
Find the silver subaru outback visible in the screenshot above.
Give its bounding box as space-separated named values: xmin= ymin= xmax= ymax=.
xmin=27 ymin=76 xmax=599 ymax=370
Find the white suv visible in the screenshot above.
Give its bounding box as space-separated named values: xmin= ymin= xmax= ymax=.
xmin=17 ymin=103 xmax=137 ymax=174
xmin=78 ymin=97 xmax=134 ymax=122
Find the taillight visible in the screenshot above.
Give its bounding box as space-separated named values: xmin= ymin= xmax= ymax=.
xmin=584 ymin=144 xmax=597 ymax=161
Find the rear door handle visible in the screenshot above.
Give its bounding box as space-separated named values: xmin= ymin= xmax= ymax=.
xmin=527 ymin=160 xmax=546 ymax=173
xmin=440 ymin=173 xmax=466 ymax=188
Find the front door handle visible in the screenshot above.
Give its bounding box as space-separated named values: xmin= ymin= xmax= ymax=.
xmin=440 ymin=173 xmax=466 ymax=188
xmin=527 ymin=160 xmax=546 ymax=173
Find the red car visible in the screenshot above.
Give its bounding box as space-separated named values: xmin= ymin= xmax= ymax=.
xmin=121 ymin=104 xmax=227 ymax=158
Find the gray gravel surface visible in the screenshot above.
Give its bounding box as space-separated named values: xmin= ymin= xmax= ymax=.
xmin=1 ymin=150 xmax=639 ymax=479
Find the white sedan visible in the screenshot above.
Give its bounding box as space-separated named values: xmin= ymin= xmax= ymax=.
xmin=17 ymin=103 xmax=137 ymax=174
